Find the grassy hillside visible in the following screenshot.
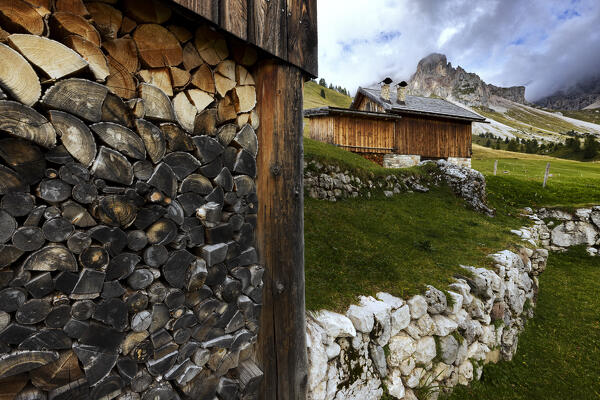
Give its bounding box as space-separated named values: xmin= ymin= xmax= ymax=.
xmin=444 ymin=246 xmax=600 ymax=400
xmin=304 ymin=81 xmax=353 ymax=109
xmin=558 ymin=109 xmax=600 ymax=125
xmin=472 ymin=144 xmax=600 ymax=211
xmin=304 ymin=140 xmax=600 ymax=311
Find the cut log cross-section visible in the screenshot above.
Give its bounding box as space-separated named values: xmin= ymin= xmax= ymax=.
xmin=0 ymin=101 xmax=56 ymax=148
xmin=103 ymin=38 xmax=139 ymax=74
xmin=191 ymin=64 xmax=215 ymax=94
xmin=0 ymin=43 xmax=41 ymax=106
xmin=123 ymin=0 xmax=172 ymax=24
xmin=55 ymin=0 xmax=89 ymax=16
xmin=194 ymin=26 xmax=228 ymax=67
xmin=64 ymin=35 xmax=110 ymax=82
xmin=8 ymin=34 xmax=89 ymax=80
xmin=138 ymin=83 xmax=176 ymax=122
xmin=139 ymin=68 xmax=173 ymax=96
xmin=86 ymin=2 xmax=123 ymax=40
xmin=0 ymin=0 xmax=44 ymax=35
xmin=106 ymin=55 xmax=137 ymax=99
xmin=49 ymin=111 xmax=96 ymax=166
xmin=41 ymin=78 xmax=109 ymax=122
xmin=134 ymin=24 xmax=182 ymax=68
xmin=50 ymin=12 xmax=101 ymax=46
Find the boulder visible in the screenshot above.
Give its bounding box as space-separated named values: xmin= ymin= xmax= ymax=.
xmin=346 ymin=304 xmax=374 ymax=334
xmin=390 ymin=305 xmax=410 ymax=336
xmin=414 ymin=336 xmax=436 ymax=364
xmin=424 ymin=285 xmax=447 ymax=314
xmin=438 ymin=335 xmax=459 ymax=365
xmin=432 ymin=315 xmax=458 ymax=337
xmin=386 ymin=369 xmax=405 ymax=399
xmin=387 ymin=333 xmax=416 ymax=366
xmin=551 ymin=221 xmax=597 ymax=247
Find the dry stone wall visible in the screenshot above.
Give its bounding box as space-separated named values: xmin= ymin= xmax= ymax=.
xmin=0 ymin=1 xmax=263 ymax=399
xmin=304 ymin=159 xmax=494 ymax=216
xmin=306 ymin=245 xmax=548 ymax=400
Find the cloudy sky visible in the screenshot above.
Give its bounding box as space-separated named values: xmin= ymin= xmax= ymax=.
xmin=317 ymin=0 xmax=600 ymax=101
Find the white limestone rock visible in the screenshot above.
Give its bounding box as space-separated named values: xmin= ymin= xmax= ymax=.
xmin=449 ymin=279 xmax=473 ymax=306
xmin=433 ymin=362 xmax=454 ymax=382
xmin=386 ymin=369 xmax=405 ymax=399
xmin=326 ymin=342 xmax=341 ymax=360
xmin=387 ymin=333 xmax=416 ymax=367
xmin=346 ymin=304 xmax=374 ymax=333
xmin=467 ymin=341 xmax=489 ymax=361
xmin=306 ymin=319 xmax=328 ymax=394
xmin=424 ymin=285 xmax=447 ymax=314
xmin=414 ymin=336 xmax=436 ymax=364
xmin=445 ymin=290 xmax=463 ymax=315
xmin=551 ymin=221 xmax=597 ymax=247
xmin=432 ymin=315 xmax=458 ymax=337
xmin=399 ymin=356 xmax=416 ymax=376
xmin=457 ymin=360 xmax=473 ymax=385
xmin=438 ymin=334 xmax=459 ymax=365
xmin=359 ymin=296 xmax=392 ymax=346
xmin=416 ymin=314 xmax=436 ymax=337
xmin=376 ymin=292 xmax=404 ymax=309
xmin=314 ymin=310 xmax=356 ymax=339
xmin=454 ymin=339 xmax=468 ymax=366
xmin=448 ymin=309 xmax=468 ymax=326
xmin=405 ymin=367 xmax=426 ymax=388
xmin=390 ymin=305 xmax=411 ymax=336
xmin=407 ymin=295 xmax=428 ymax=319
xmin=369 ymin=344 xmax=387 ymax=378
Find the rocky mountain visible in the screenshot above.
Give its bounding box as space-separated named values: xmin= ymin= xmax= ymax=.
xmin=407 ymin=53 xmax=526 ymax=107
xmin=534 ymin=75 xmax=600 ymax=110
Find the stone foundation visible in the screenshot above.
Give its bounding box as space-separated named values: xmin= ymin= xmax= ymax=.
xmin=447 ymin=157 xmax=472 ymax=169
xmin=383 ymin=154 xmax=421 ymax=169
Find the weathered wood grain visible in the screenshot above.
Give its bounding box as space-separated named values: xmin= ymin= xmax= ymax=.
xmin=255 ymin=60 xmax=308 ymax=400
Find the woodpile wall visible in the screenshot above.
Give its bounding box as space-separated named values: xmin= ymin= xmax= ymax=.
xmin=0 ymin=1 xmax=263 ymax=399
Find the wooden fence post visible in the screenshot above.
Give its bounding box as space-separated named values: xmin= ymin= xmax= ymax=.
xmin=493 ymin=159 xmax=498 ymax=176
xmin=255 ymin=59 xmax=308 ymax=400
xmin=543 ymin=162 xmax=551 ymax=188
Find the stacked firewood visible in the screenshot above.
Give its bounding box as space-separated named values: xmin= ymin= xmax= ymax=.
xmin=0 ymin=0 xmax=263 ymax=399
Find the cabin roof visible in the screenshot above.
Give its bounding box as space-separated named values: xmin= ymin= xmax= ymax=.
xmin=303 ymin=106 xmax=403 ymax=120
xmin=351 ymin=87 xmax=487 ymax=122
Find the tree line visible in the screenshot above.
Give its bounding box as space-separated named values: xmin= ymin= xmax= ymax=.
xmin=312 ymin=78 xmax=350 ymax=98
xmin=476 ymin=132 xmax=599 ymax=160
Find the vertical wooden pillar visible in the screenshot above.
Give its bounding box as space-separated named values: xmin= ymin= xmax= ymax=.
xmin=255 ymin=59 xmax=308 ymax=399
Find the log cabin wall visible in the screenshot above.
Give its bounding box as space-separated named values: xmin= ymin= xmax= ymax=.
xmin=396 ymin=115 xmax=472 ymax=158
xmin=0 ymin=1 xmax=269 ymax=399
xmin=308 ymin=115 xmax=395 ymax=154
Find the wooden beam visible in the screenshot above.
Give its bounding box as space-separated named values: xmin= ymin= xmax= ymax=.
xmin=248 ymin=0 xmax=287 ymax=60
xmin=219 ymin=0 xmax=247 ymax=40
xmin=286 ymin=0 xmax=317 ymax=76
xmin=170 ymin=0 xmax=218 ymax=23
xmin=255 ymin=59 xmax=308 ymax=400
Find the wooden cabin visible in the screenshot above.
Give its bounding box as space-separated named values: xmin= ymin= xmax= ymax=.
xmin=305 ymin=80 xmax=487 ymax=168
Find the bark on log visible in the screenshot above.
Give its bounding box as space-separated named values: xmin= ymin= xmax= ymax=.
xmin=133 ymin=24 xmax=182 ymax=68
xmin=63 ymin=35 xmax=110 ymax=82
xmin=0 ymin=0 xmax=44 ymax=35
xmin=41 ymin=78 xmax=109 ymax=122
xmin=86 ymin=2 xmax=122 ymax=40
xmin=103 ymin=38 xmax=139 ymax=74
xmin=49 ymin=12 xmax=101 ymax=47
xmin=0 ymin=43 xmax=41 ymax=106
xmin=0 ymin=101 xmax=56 ymax=148
xmin=123 ymin=0 xmax=172 ymax=24
xmin=49 ymin=111 xmax=96 ymax=167
xmin=194 ymin=26 xmax=228 ymax=67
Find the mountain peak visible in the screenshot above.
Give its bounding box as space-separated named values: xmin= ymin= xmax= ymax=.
xmin=408 ymin=53 xmax=525 ymax=107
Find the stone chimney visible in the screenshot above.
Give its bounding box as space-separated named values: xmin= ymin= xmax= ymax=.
xmin=380 ymin=77 xmax=393 ymax=101
xmin=397 ymin=81 xmax=408 ymax=104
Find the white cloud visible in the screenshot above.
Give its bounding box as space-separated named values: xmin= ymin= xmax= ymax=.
xmin=316 ymin=0 xmax=600 ymax=101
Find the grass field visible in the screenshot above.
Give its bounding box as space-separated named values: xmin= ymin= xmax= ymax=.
xmin=303 ymin=81 xmax=353 ymax=109
xmin=444 ymin=246 xmax=600 ymax=400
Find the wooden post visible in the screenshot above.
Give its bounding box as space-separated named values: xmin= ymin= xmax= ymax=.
xmin=493 ymin=159 xmax=498 ymax=176
xmin=543 ymin=162 xmax=551 ymax=188
xmin=255 ymin=59 xmax=308 ymax=400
